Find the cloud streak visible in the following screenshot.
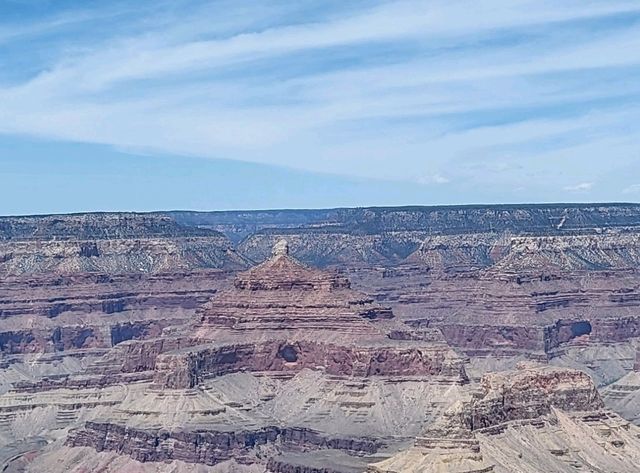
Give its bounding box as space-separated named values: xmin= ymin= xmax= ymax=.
xmin=0 ymin=0 xmax=639 ymax=203
xmin=564 ymin=182 xmax=594 ymax=192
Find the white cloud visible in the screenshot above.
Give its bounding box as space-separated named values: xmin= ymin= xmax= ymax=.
xmin=417 ymin=173 xmax=451 ymax=185
xmin=623 ymin=184 xmax=640 ymax=195
xmin=0 ymin=0 xmax=639 ymax=196
xmin=564 ymin=182 xmax=594 ymax=192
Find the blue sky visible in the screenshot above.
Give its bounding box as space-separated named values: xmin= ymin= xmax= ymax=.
xmin=1 ymin=0 xmax=639 ymax=214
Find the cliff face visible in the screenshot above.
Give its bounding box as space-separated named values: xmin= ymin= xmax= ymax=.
xmin=238 ymin=231 xmax=425 ymax=267
xmin=0 ymin=270 xmax=227 ymax=356
xmin=3 ymin=203 xmax=640 ymax=273
xmin=468 ymin=366 xmax=603 ymax=430
xmin=184 ymin=205 xmax=640 ymax=272
xmin=0 ymin=213 xmax=246 ymax=275
xmin=66 ymin=422 xmax=381 ymax=466
xmin=168 ymin=204 xmax=640 ymax=269
xmin=493 ymin=232 xmax=640 ymax=272
xmin=0 ymin=213 xmax=217 ymax=240
xmin=170 ymin=204 xmax=640 ymax=239
xmin=0 ymin=237 xmax=247 ymax=275
xmin=369 ymin=366 xmax=628 ymax=473
xmin=154 ymin=341 xmax=466 ymax=389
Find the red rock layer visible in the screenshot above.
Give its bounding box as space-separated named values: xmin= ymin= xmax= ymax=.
xmin=154 ymin=241 xmax=465 ymax=388
xmin=154 ymin=340 xmax=467 ymax=388
xmin=66 ymin=422 xmax=381 ymax=466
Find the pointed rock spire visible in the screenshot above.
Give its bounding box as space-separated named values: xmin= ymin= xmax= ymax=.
xmin=272 ymin=239 xmax=289 ymax=257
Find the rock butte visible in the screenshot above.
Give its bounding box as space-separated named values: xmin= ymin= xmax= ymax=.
xmin=152 ymin=239 xmax=466 ymax=389
xmin=2 ymin=205 xmax=640 ymax=472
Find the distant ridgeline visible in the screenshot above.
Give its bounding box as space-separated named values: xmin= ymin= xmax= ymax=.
xmin=168 ymin=203 xmax=640 ymax=239
xmin=0 ymin=213 xmax=221 ymax=241
xmin=1 ymin=203 xmax=640 ymax=273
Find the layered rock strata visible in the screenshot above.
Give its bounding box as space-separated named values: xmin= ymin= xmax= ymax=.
xmin=153 ymin=241 xmax=466 ymax=388
xmin=467 ymin=365 xmax=603 ymax=430
xmin=350 ymin=263 xmax=640 ymax=366
xmin=370 ymin=366 xmax=630 ymax=473
xmin=0 ymin=213 xmax=247 ymax=275
xmin=67 ymin=422 xmax=381 ymax=466
xmin=4 ymin=206 xmax=640 ymax=472
xmin=0 ymin=270 xmax=229 ymax=355
xmin=43 ymin=242 xmax=470 ymax=470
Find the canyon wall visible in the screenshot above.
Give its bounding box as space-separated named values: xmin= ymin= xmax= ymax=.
xmin=2 ymin=204 xmax=640 ymax=273
xmin=153 ymin=340 xmax=467 ymax=388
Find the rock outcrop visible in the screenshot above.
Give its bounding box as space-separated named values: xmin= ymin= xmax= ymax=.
xmin=0 ymin=270 xmax=228 ymax=356
xmin=467 ymin=365 xmax=603 ymax=430
xmin=67 ymin=422 xmax=381 ymax=465
xmin=370 ymin=366 xmax=631 ymax=473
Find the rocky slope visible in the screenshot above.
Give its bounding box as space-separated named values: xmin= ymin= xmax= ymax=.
xmin=152 ymin=241 xmax=466 ymax=388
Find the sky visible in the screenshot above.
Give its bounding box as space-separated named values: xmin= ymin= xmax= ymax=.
xmin=0 ymin=0 xmax=639 ymax=215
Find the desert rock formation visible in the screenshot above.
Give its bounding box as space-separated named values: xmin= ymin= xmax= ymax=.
xmin=2 ymin=205 xmax=640 ymax=471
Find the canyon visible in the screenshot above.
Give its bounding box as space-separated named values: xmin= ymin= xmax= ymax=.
xmin=2 ymin=204 xmax=640 ymax=472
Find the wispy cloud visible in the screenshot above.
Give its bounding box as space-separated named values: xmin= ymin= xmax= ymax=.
xmin=0 ymin=0 xmax=639 ymax=202
xmin=623 ymin=184 xmax=640 ymax=195
xmin=417 ymin=173 xmax=451 ymax=185
xmin=564 ymin=182 xmax=594 ymax=192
